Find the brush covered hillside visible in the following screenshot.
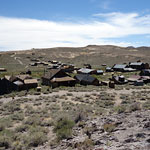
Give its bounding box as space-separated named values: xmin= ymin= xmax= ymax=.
xmin=1 ymin=45 xmax=150 ymax=72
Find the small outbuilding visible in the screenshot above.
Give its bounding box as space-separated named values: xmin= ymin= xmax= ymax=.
xmin=140 ymin=69 xmax=150 ymax=76
xmin=129 ymin=62 xmax=149 ymax=70
xmin=134 ymin=80 xmax=144 ymax=86
xmin=112 ymin=64 xmax=128 ymax=72
xmin=106 ymin=67 xmax=113 ymax=72
xmin=24 ymin=79 xmax=38 ymax=89
xmin=0 ymin=68 xmax=7 ymax=72
xmin=96 ymin=70 xmax=104 ymax=75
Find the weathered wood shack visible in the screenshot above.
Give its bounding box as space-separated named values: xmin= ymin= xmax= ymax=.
xmin=129 ymin=62 xmax=149 ymax=70
xmin=41 ymin=69 xmax=76 ymax=88
xmin=74 ymin=74 xmax=99 ymax=86
xmin=112 ymin=64 xmax=127 ymax=72
xmin=24 ymin=79 xmax=38 ymax=89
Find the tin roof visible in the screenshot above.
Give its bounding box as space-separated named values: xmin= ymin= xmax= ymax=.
xmin=13 ymin=80 xmax=24 ymax=86
xmin=78 ymin=68 xmax=94 ymax=74
xmin=130 ymin=62 xmax=143 ymax=66
xmin=97 ymin=70 xmax=104 ymax=73
xmin=123 ymin=68 xmax=136 ymax=71
xmin=113 ymin=64 xmax=127 ymax=69
xmin=75 ymin=74 xmax=97 ymax=83
xmin=51 ymin=77 xmax=75 ymax=82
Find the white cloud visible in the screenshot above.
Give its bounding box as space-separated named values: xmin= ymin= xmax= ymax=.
xmin=0 ymin=12 xmax=150 ymax=51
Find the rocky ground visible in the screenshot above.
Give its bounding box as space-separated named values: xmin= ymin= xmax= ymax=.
xmin=50 ymin=110 xmax=150 ymax=150
xmin=0 ymin=88 xmax=150 ymax=150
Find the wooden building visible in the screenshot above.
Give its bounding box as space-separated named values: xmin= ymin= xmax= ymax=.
xmin=129 ymin=62 xmax=149 ymax=70
xmin=41 ymin=69 xmax=76 ymax=88
xmin=74 ymin=74 xmax=99 ymax=86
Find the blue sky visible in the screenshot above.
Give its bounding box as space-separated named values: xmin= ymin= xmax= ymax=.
xmin=0 ymin=0 xmax=150 ymax=51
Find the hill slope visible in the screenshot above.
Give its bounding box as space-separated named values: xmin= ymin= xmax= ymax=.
xmin=0 ymin=45 xmax=150 ymax=72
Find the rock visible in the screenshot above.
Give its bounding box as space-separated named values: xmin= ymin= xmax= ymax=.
xmin=144 ymin=122 xmax=150 ymax=129
xmin=146 ymin=138 xmax=150 ymax=143
xmin=94 ymin=140 xmax=104 ymax=145
xmin=115 ymin=121 xmax=122 ymax=126
xmin=124 ymin=138 xmax=135 ymax=143
xmin=135 ymin=133 xmax=146 ymax=138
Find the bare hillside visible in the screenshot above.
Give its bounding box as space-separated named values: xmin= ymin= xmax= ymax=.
xmin=1 ymin=45 xmax=150 ymax=72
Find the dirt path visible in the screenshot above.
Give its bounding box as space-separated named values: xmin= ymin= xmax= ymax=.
xmin=14 ymin=57 xmax=23 ymax=65
xmin=10 ymin=52 xmax=23 ymax=65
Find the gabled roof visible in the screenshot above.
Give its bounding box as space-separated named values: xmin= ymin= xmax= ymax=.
xmin=16 ymin=75 xmax=32 ymax=81
xmin=78 ymin=68 xmax=95 ymax=74
xmin=130 ymin=62 xmax=143 ymax=66
xmin=4 ymin=75 xmax=18 ymax=82
xmin=42 ymin=69 xmax=64 ymax=80
xmin=75 ymin=74 xmax=97 ymax=83
xmin=113 ymin=64 xmax=127 ymax=69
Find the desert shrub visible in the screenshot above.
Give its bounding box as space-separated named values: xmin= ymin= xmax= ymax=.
xmin=24 ymin=105 xmax=35 ymax=115
xmin=23 ymin=131 xmax=47 ymax=148
xmin=0 ymin=136 xmax=11 ymax=149
xmin=103 ymin=123 xmax=116 ymax=132
xmin=29 ymin=125 xmax=48 ymax=134
xmin=104 ymin=101 xmax=115 ymax=107
xmin=34 ymin=92 xmax=41 ymax=95
xmin=0 ymin=124 xmax=5 ymax=132
xmin=114 ymin=105 xmax=126 ymax=114
xmin=15 ymin=124 xmax=29 ymax=133
xmin=74 ymin=138 xmax=94 ymax=149
xmin=54 ymin=118 xmax=75 ymax=141
xmin=142 ymin=101 xmax=150 ymax=110
xmin=10 ymin=113 xmax=24 ymax=121
xmin=17 ymin=91 xmax=26 ymax=97
xmin=0 ymin=117 xmax=13 ymax=128
xmin=24 ymin=115 xmax=42 ymax=126
xmin=129 ymin=102 xmax=141 ymax=112
xmin=0 ymin=129 xmax=16 ymax=149
xmin=66 ymin=92 xmax=73 ymax=96
xmin=19 ymin=125 xmax=48 ymax=148
xmin=49 ymin=104 xmax=60 ymax=112
xmin=2 ymin=102 xmax=21 ymax=114
xmin=40 ymin=119 xmax=54 ymax=127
